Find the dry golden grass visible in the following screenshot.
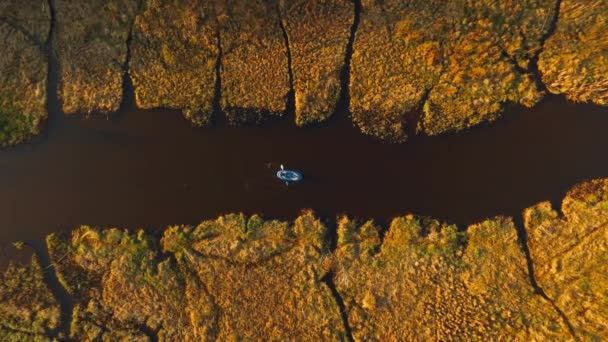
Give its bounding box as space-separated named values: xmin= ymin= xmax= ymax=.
xmin=349 ymin=0 xmax=445 ymax=141
xmin=4 ymin=179 xmax=608 ymax=339
xmin=539 ymin=0 xmax=608 ymax=105
xmin=279 ymin=0 xmax=353 ymax=125
xmin=0 ymin=243 xmax=59 ymax=341
xmin=350 ymin=0 xmax=550 ymax=140
xmin=55 ymin=0 xmax=140 ymax=114
xmin=45 ymin=212 xmax=345 ymax=340
xmin=334 ymin=215 xmax=571 ymax=340
xmin=524 ymin=178 xmax=608 ymax=340
xmin=130 ymin=0 xmax=219 ymax=126
xmin=162 ymin=212 xmax=346 ymax=340
xmin=0 ymin=0 xmax=48 ymax=147
xmin=424 ymin=0 xmax=554 ymax=136
xmin=47 ymin=226 xmax=211 ymax=341
xmin=217 ymin=0 xmax=290 ymax=124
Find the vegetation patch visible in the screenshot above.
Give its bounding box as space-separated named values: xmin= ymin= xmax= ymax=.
xmin=539 ymin=0 xmax=608 ymax=105
xmin=130 ymin=0 xmax=219 ymax=126
xmin=0 ymin=243 xmax=59 ymax=341
xmin=279 ymin=0 xmax=353 ymax=125
xmin=350 ymin=0 xmax=551 ymax=141
xmin=0 ymin=1 xmax=49 ymax=147
xmin=2 ymin=0 xmax=608 ymax=145
xmin=55 ymin=0 xmax=140 ymax=114
xmin=524 ymin=178 xmax=608 ymax=340
xmin=349 ymin=1 xmax=445 ymax=141
xmin=333 ymin=214 xmax=570 ymax=340
xmin=47 ymin=226 xmax=212 ymax=340
xmin=2 ymin=181 xmax=608 ymax=340
xmin=162 ymin=211 xmax=346 ymax=340
xmin=217 ymin=0 xmax=290 ymax=124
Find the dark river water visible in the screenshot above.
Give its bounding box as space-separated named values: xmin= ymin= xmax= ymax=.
xmin=1 ymin=94 xmax=608 ymax=242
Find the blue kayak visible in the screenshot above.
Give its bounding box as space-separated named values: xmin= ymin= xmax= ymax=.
xmin=276 ymin=169 xmax=303 ymax=182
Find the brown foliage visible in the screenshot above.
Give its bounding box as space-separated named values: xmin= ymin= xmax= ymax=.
xmin=55 ymin=0 xmax=140 ymax=114
xmin=539 ymin=0 xmax=608 ymax=105
xmin=4 ymin=180 xmax=608 ymax=339
xmin=335 ymin=215 xmax=569 ymax=340
xmin=350 ymin=0 xmax=551 ymax=140
xmin=0 ymin=0 xmax=49 ymax=147
xmin=218 ymin=0 xmax=290 ymax=124
xmin=47 ymin=227 xmax=213 ymax=340
xmin=162 ymin=212 xmax=346 ymax=340
xmin=130 ymin=0 xmax=218 ymax=126
xmin=0 ymin=243 xmax=59 ymax=340
xmin=524 ymin=178 xmax=608 ymax=340
xmin=280 ymin=0 xmax=353 ymax=125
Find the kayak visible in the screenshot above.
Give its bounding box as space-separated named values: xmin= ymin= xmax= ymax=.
xmin=276 ymin=169 xmax=303 ymax=182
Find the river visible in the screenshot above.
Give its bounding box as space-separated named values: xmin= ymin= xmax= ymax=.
xmin=1 ymin=94 xmax=607 ymax=242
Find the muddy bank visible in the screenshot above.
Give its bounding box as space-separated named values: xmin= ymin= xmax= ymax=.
xmin=2 ymin=178 xmax=607 ymax=340
xmin=54 ymin=0 xmax=140 ymax=114
xmin=539 ymin=0 xmax=608 ymax=105
xmin=130 ymin=0 xmax=218 ymax=126
xmin=0 ymin=1 xmax=49 ymax=147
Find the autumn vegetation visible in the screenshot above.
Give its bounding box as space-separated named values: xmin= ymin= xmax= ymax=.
xmin=130 ymin=0 xmax=219 ymax=126
xmin=217 ymin=0 xmax=290 ymax=124
xmin=539 ymin=0 xmax=608 ymax=106
xmin=349 ymin=1 xmax=445 ymax=141
xmin=0 ymin=243 xmax=59 ymax=340
xmin=2 ymin=0 xmax=608 ymax=147
xmin=162 ymin=211 xmax=345 ymax=340
xmin=349 ymin=0 xmax=551 ymax=141
xmin=0 ymin=1 xmax=48 ymax=147
xmin=2 ymin=179 xmax=608 ymax=340
xmin=279 ymin=0 xmax=353 ymax=125
xmin=334 ymin=215 xmax=570 ymax=340
xmin=524 ymin=179 xmax=608 ymax=340
xmin=54 ymin=0 xmax=140 ymax=114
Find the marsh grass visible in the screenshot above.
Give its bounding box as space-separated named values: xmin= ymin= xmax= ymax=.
xmin=524 ymin=178 xmax=608 ymax=339
xmin=55 ymin=0 xmax=140 ymax=114
xmin=539 ymin=0 xmax=608 ymax=105
xmin=279 ymin=0 xmax=353 ymax=125
xmin=0 ymin=245 xmax=60 ymax=340
xmin=334 ymin=214 xmax=571 ymax=340
xmin=130 ymin=0 xmax=218 ymax=126
xmin=350 ymin=0 xmax=553 ymax=141
xmin=4 ymin=180 xmax=608 ymax=339
xmin=0 ymin=0 xmax=48 ymax=147
xmin=218 ymin=0 xmax=290 ymax=123
xmin=163 ymin=210 xmax=345 ymax=340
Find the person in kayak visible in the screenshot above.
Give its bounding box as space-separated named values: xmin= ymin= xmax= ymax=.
xmin=276 ymin=164 xmax=302 ymax=185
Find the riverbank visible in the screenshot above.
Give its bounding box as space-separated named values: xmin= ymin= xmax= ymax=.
xmin=539 ymin=0 xmax=608 ymax=106
xmin=0 ymin=1 xmax=49 ymax=147
xmin=2 ymin=0 xmax=608 ymax=147
xmin=1 ymin=178 xmax=606 ymax=340
xmin=2 ymin=93 xmax=608 ymax=244
xmin=54 ymin=0 xmax=140 ymax=115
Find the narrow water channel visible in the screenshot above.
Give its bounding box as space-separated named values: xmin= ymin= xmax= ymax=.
xmin=1 ymin=94 xmax=607 ymax=242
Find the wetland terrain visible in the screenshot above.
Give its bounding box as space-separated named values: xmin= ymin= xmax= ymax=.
xmin=1 ymin=0 xmax=608 ymax=340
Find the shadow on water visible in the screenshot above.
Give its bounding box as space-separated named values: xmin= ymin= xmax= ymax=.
xmin=1 ymin=93 xmax=608 ymax=241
